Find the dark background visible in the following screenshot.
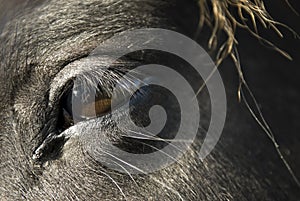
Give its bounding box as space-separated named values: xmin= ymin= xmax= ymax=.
xmin=228 ymin=0 xmax=300 ymax=183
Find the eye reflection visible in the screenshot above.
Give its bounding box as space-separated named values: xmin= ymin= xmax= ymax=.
xmin=83 ymin=98 xmax=112 ymax=117
xmin=58 ymin=73 xmax=148 ymax=130
xmin=60 ymin=84 xmax=112 ymax=129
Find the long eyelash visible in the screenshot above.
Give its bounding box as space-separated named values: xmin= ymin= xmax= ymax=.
xmin=73 ymin=62 xmax=147 ymax=101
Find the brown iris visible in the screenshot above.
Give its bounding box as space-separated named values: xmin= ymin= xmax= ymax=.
xmin=79 ymin=98 xmax=112 ymax=118
xmin=60 ymin=91 xmax=112 ymax=130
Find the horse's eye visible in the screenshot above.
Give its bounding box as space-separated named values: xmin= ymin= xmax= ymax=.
xmin=57 ymin=73 xmax=146 ymax=131
xmin=81 ymin=98 xmax=112 ymax=117
xmin=59 ymin=84 xmax=112 ymax=129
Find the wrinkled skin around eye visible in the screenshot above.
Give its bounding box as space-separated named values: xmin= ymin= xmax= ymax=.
xmin=0 ymin=0 xmax=300 ymax=200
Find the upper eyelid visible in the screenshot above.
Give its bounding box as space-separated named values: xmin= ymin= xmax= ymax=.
xmin=49 ymin=47 xmax=152 ymax=105
xmin=49 ymin=56 xmax=118 ymax=107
